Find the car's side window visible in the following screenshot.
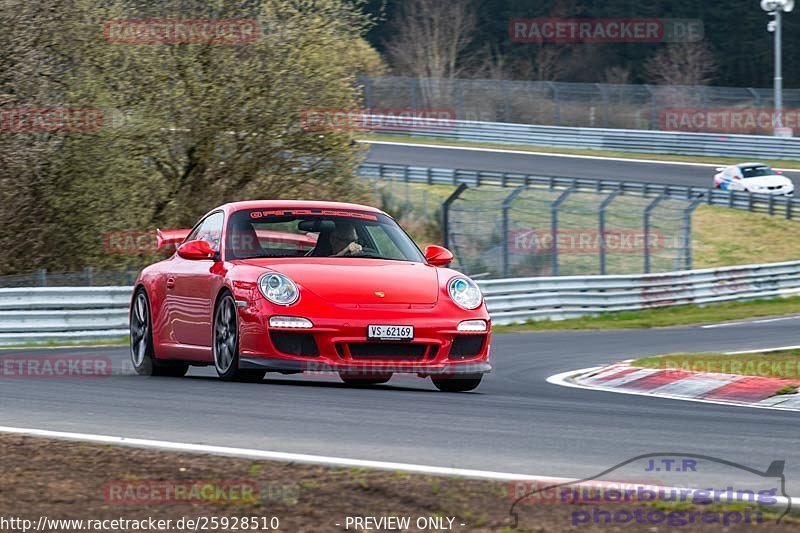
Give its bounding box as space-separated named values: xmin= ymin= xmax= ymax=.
xmin=187 ymin=212 xmax=224 ymax=252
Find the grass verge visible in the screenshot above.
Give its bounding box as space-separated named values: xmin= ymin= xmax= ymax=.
xmin=2 ymin=434 xmax=796 ymax=532
xmin=0 ymin=336 xmax=129 ymax=350
xmin=693 ymin=205 xmax=800 ymax=268
xmin=494 ymin=296 xmax=800 ymax=332
xmin=632 ymin=350 xmax=800 ymax=382
xmin=359 ymin=133 xmax=800 ymax=170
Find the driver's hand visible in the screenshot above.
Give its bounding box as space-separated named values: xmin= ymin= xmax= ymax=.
xmin=345 ymin=242 xmax=362 ymax=255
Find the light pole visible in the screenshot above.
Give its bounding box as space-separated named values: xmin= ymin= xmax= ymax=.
xmin=761 ymin=0 xmax=795 ymax=136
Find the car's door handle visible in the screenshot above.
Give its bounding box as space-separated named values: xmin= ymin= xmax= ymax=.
xmin=166 ymin=277 xmax=176 ymax=289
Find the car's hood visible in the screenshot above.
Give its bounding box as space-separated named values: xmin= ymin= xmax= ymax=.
xmin=239 ymin=258 xmax=439 ymax=305
xmin=743 ymin=174 xmax=792 ymax=187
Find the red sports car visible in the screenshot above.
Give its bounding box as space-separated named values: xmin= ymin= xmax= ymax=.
xmin=130 ymin=200 xmax=491 ymax=392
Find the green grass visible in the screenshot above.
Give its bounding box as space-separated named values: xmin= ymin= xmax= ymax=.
xmin=632 ymin=350 xmax=800 ymax=380
xmin=0 ymin=336 xmax=129 ymax=350
xmin=494 ymin=295 xmax=800 ymax=332
xmin=693 ymin=205 xmax=800 ymax=268
xmin=359 ymin=133 xmax=800 ymax=169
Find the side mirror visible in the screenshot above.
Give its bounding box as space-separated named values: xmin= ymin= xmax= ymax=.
xmin=177 ymin=239 xmax=216 ymax=260
xmin=424 ymin=245 xmax=454 ymax=267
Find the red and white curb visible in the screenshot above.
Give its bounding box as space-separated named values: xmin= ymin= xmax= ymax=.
xmin=549 ymin=362 xmax=800 ymax=411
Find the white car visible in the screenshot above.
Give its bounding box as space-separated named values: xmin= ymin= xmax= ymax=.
xmin=713 ymin=163 xmax=794 ymax=196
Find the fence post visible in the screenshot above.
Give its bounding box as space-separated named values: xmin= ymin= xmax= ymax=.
xmin=599 ymin=190 xmax=621 ymax=275
xmin=455 ymin=79 xmax=463 ymax=119
xmin=503 ymin=80 xmax=511 ymax=123
xmin=597 ymin=83 xmax=610 ymax=128
xmin=644 ymin=84 xmax=657 ymax=129
xmin=84 ymin=266 xmax=93 ymax=287
xmin=547 ymin=82 xmax=561 ymax=126
xmin=682 ymin=196 xmax=705 ymax=271
xmin=551 ymin=186 xmax=575 ymax=276
xmin=501 ymin=187 xmax=526 ymax=278
xmin=441 ymin=183 xmax=468 ymax=249
xmin=37 ymin=268 xmax=47 ymax=287
xmin=644 ymin=193 xmax=667 ymax=274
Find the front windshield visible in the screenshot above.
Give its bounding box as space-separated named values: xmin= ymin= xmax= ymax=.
xmin=226 ymin=208 xmax=426 ymax=262
xmin=741 ymin=165 xmax=774 ymax=178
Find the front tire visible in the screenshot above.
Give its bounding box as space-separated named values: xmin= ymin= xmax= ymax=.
xmin=431 ymin=374 xmax=483 ymax=392
xmin=213 ymin=292 xmax=265 ymax=382
xmin=130 ymin=289 xmax=189 ymax=377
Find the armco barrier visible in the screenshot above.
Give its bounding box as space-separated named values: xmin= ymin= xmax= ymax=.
xmin=0 ymin=287 xmax=131 ymax=345
xmin=480 ymin=259 xmax=800 ymax=324
xmin=362 ymin=115 xmax=800 ymax=160
xmin=357 ymin=162 xmax=800 ymax=220
xmin=2 ymin=260 xmax=800 ymax=343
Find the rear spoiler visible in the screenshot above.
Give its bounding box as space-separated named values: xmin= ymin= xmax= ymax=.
xmin=156 ymin=228 xmax=191 ymax=251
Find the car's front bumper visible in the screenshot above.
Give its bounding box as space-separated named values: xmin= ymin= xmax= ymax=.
xmin=235 ymin=295 xmax=492 ymax=376
xmin=239 ymin=357 xmax=492 ymax=376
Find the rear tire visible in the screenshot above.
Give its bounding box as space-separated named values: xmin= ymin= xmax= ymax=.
xmin=130 ymin=289 xmax=189 ymax=377
xmin=431 ymin=374 xmax=483 ymax=392
xmin=339 ymin=373 xmax=392 ymax=386
xmin=213 ymin=292 xmax=265 ymax=382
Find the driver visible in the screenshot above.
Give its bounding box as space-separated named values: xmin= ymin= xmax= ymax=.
xmin=329 ymin=222 xmax=362 ymax=256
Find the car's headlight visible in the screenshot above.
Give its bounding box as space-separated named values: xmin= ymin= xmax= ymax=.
xmin=448 ymin=276 xmax=483 ymax=310
xmin=258 ymin=273 xmax=299 ymax=306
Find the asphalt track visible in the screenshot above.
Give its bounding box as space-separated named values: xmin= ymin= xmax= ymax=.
xmin=3 ymin=142 xmax=800 ymax=513
xmin=3 ymin=316 xmax=800 ymax=493
xmin=364 ymin=141 xmax=800 ymax=189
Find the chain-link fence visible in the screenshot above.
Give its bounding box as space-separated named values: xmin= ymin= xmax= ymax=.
xmin=446 ymin=185 xmax=699 ymax=278
xmin=361 ymin=76 xmax=800 ymax=133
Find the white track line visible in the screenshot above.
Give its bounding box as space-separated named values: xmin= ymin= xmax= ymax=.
xmin=359 ymin=140 xmax=799 ymax=173
xmin=0 ymin=425 xmax=559 ymax=482
xmin=547 ymin=367 xmax=800 ymax=412
xmin=702 ymin=316 xmax=800 ymax=329
xmin=2 ymin=425 xmax=797 ymax=510
xmin=725 ymin=345 xmax=800 ymax=355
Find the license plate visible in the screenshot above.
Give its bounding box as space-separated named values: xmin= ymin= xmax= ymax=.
xmin=367 ymin=325 xmax=414 ymax=341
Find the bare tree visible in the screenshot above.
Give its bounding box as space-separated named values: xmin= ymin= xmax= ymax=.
xmin=603 ymin=66 xmax=632 ymax=85
xmin=515 ymin=45 xmax=569 ymax=82
xmin=385 ymin=0 xmax=476 ymax=80
xmin=643 ymin=41 xmax=718 ymax=86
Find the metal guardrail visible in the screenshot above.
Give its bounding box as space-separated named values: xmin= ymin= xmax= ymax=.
xmin=364 ymin=115 xmax=800 ymax=160
xmin=3 ymin=260 xmax=800 ymax=342
xmin=358 ymin=162 xmax=800 ymax=220
xmin=481 ymin=259 xmax=800 ymax=324
xmin=361 ymin=76 xmax=800 ymax=132
xmin=0 ymin=287 xmax=131 ymax=345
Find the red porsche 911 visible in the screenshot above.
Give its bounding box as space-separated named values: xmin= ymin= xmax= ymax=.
xmin=130 ymin=200 xmax=491 ymax=392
